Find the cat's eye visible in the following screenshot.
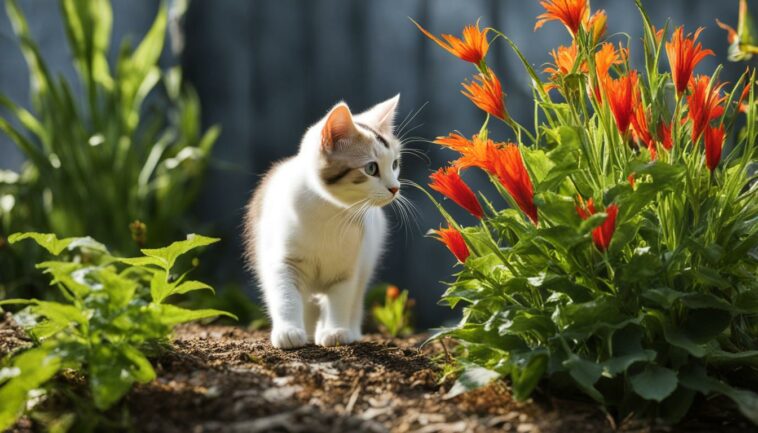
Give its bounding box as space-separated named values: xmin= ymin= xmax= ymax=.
xmin=392 ymin=159 xmax=399 ymax=170
xmin=365 ymin=162 xmax=379 ymax=177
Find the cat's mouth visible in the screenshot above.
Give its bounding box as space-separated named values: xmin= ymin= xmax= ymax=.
xmin=370 ymin=194 xmax=397 ymax=207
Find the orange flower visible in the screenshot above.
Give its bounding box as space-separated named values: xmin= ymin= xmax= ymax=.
xmin=736 ymin=79 xmax=754 ymax=114
xmin=433 ymin=226 xmax=470 ymax=263
xmin=386 ymin=285 xmax=400 ymax=300
xmin=435 ymin=133 xmax=472 ymax=154
xmin=413 ymin=19 xmax=490 ymax=65
xmin=704 ymin=124 xmax=724 ymax=173
xmin=576 ymin=196 xmax=619 ymax=252
xmin=603 ymin=71 xmax=639 ymax=135
xmin=462 ymin=73 xmax=508 ymax=120
xmin=687 ymin=75 xmax=726 ymax=142
xmin=490 ymin=144 xmax=538 ymax=224
xmin=631 ymin=100 xmax=656 ymax=159
xmin=715 ymin=19 xmax=737 ymax=45
xmin=535 ymin=0 xmax=588 ymax=36
xmin=658 ymin=121 xmax=673 ymax=150
xmin=544 ymin=43 xmax=586 ymax=90
xmin=595 ymin=43 xmax=627 ymax=78
xmin=454 ymin=134 xmax=498 ymax=172
xmin=665 ymin=26 xmax=715 ymax=96
xmin=429 ymin=167 xmax=484 ymax=219
xmin=627 ymin=173 xmax=636 ymax=189
xmin=592 ymin=43 xmax=626 ymax=101
xmin=652 ymin=26 xmax=665 ymax=45
xmin=585 ymin=9 xmax=607 ymax=43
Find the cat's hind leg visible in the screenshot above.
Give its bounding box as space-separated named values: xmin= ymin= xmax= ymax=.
xmin=303 ymin=296 xmax=321 ymax=343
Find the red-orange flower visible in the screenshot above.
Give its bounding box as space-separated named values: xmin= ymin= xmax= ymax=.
xmin=490 ymin=144 xmax=538 ymax=224
xmin=576 ymin=196 xmax=619 ymax=252
xmin=704 ymin=124 xmax=724 ymax=173
xmin=687 ymin=75 xmax=726 ymax=142
xmin=433 ymin=226 xmax=470 ymax=263
xmin=462 ymin=73 xmax=508 ymax=120
xmin=413 ymin=19 xmax=490 ymax=65
xmin=658 ymin=121 xmax=673 ymax=150
xmin=386 ymin=285 xmax=400 ymax=300
xmin=627 ymin=173 xmax=636 ymax=189
xmin=429 ymin=167 xmax=484 ymax=219
xmin=603 ymin=71 xmax=639 ymax=135
xmin=665 ymin=26 xmax=715 ymax=96
xmin=535 ymin=0 xmax=588 ymax=36
xmin=631 ymin=100 xmax=656 ymax=159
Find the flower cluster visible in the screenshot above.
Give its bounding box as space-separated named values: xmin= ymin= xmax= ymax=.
xmin=416 ymin=0 xmax=757 ymax=424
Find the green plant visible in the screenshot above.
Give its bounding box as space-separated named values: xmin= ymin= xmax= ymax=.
xmin=371 ymin=284 xmax=414 ymax=337
xmin=418 ymin=0 xmax=758 ymax=424
xmin=0 ymin=232 xmax=235 ymax=430
xmin=0 ymin=0 xmax=218 ymax=295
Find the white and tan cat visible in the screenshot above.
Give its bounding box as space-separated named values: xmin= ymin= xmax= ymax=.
xmin=244 ymin=95 xmax=402 ymax=349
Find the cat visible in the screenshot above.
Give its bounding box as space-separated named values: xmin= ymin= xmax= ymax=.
xmin=244 ymin=95 xmax=402 ymax=349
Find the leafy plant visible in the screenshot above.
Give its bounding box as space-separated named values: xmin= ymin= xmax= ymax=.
xmin=0 ymin=0 xmax=218 ymax=296
xmin=0 ymin=232 xmax=235 ymax=430
xmin=417 ymin=0 xmax=758 ymax=424
xmin=371 ymin=284 xmax=414 ymax=337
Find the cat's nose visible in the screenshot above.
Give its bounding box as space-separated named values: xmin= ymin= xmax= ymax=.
xmin=388 ymin=187 xmax=399 ymax=195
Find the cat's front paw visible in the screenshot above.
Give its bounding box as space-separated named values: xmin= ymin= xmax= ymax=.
xmin=315 ymin=328 xmax=354 ymax=347
xmin=271 ymin=327 xmax=308 ymax=349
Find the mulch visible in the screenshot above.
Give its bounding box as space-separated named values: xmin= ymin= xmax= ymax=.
xmin=1 ymin=315 xmax=755 ymax=433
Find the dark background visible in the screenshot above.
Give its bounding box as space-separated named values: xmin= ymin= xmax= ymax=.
xmin=0 ymin=0 xmax=750 ymax=328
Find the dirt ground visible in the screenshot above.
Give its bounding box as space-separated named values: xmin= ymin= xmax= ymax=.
xmin=1 ymin=318 xmax=756 ymax=433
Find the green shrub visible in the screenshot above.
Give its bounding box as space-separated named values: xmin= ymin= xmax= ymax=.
xmin=0 ymin=0 xmax=218 ymax=295
xmin=0 ymin=232 xmax=235 ymax=430
xmin=371 ymin=284 xmax=414 ymax=337
xmin=419 ymin=0 xmax=758 ymax=424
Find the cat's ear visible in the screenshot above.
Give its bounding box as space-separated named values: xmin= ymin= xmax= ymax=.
xmin=360 ymin=94 xmax=400 ymax=135
xmin=321 ymin=102 xmax=358 ymax=152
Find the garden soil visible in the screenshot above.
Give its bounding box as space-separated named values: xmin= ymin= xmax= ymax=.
xmin=1 ymin=317 xmax=755 ymax=433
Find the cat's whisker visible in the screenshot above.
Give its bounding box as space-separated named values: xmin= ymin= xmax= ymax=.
xmin=395 ymin=106 xmax=417 ymax=137
xmin=396 ymin=195 xmax=423 ymax=234
xmin=400 ymin=149 xmax=431 ymax=165
xmin=397 ymin=102 xmax=428 ymax=138
xmin=399 ymin=123 xmax=425 ymax=143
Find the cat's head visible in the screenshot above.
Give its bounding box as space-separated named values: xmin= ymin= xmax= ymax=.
xmin=314 ymin=95 xmax=402 ymax=208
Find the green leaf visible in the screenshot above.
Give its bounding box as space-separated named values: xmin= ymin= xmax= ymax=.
xmin=642 ymin=287 xmax=687 ymax=309
xmin=8 ymin=232 xmax=77 ymax=255
xmin=149 ymin=270 xmax=171 ymax=303
xmin=630 ymin=365 xmax=679 ymax=402
xmin=151 ymin=304 xmax=237 ymax=326
xmin=511 ymin=352 xmax=548 ymax=401
xmin=35 ymin=261 xmax=91 ymax=298
xmin=444 ymin=365 xmax=500 ymax=399
xmin=680 ymin=366 xmax=758 ymax=424
xmin=563 ymin=354 xmax=604 ymax=402
xmin=0 ymin=346 xmax=62 ymax=431
xmin=88 ymin=345 xmax=136 ymax=410
xmin=140 ymin=234 xmax=219 ymax=270
xmin=171 ymin=280 xmax=214 ymax=296
xmin=683 ymin=308 xmax=732 ymax=343
xmin=656 ymin=315 xmax=708 ymax=358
